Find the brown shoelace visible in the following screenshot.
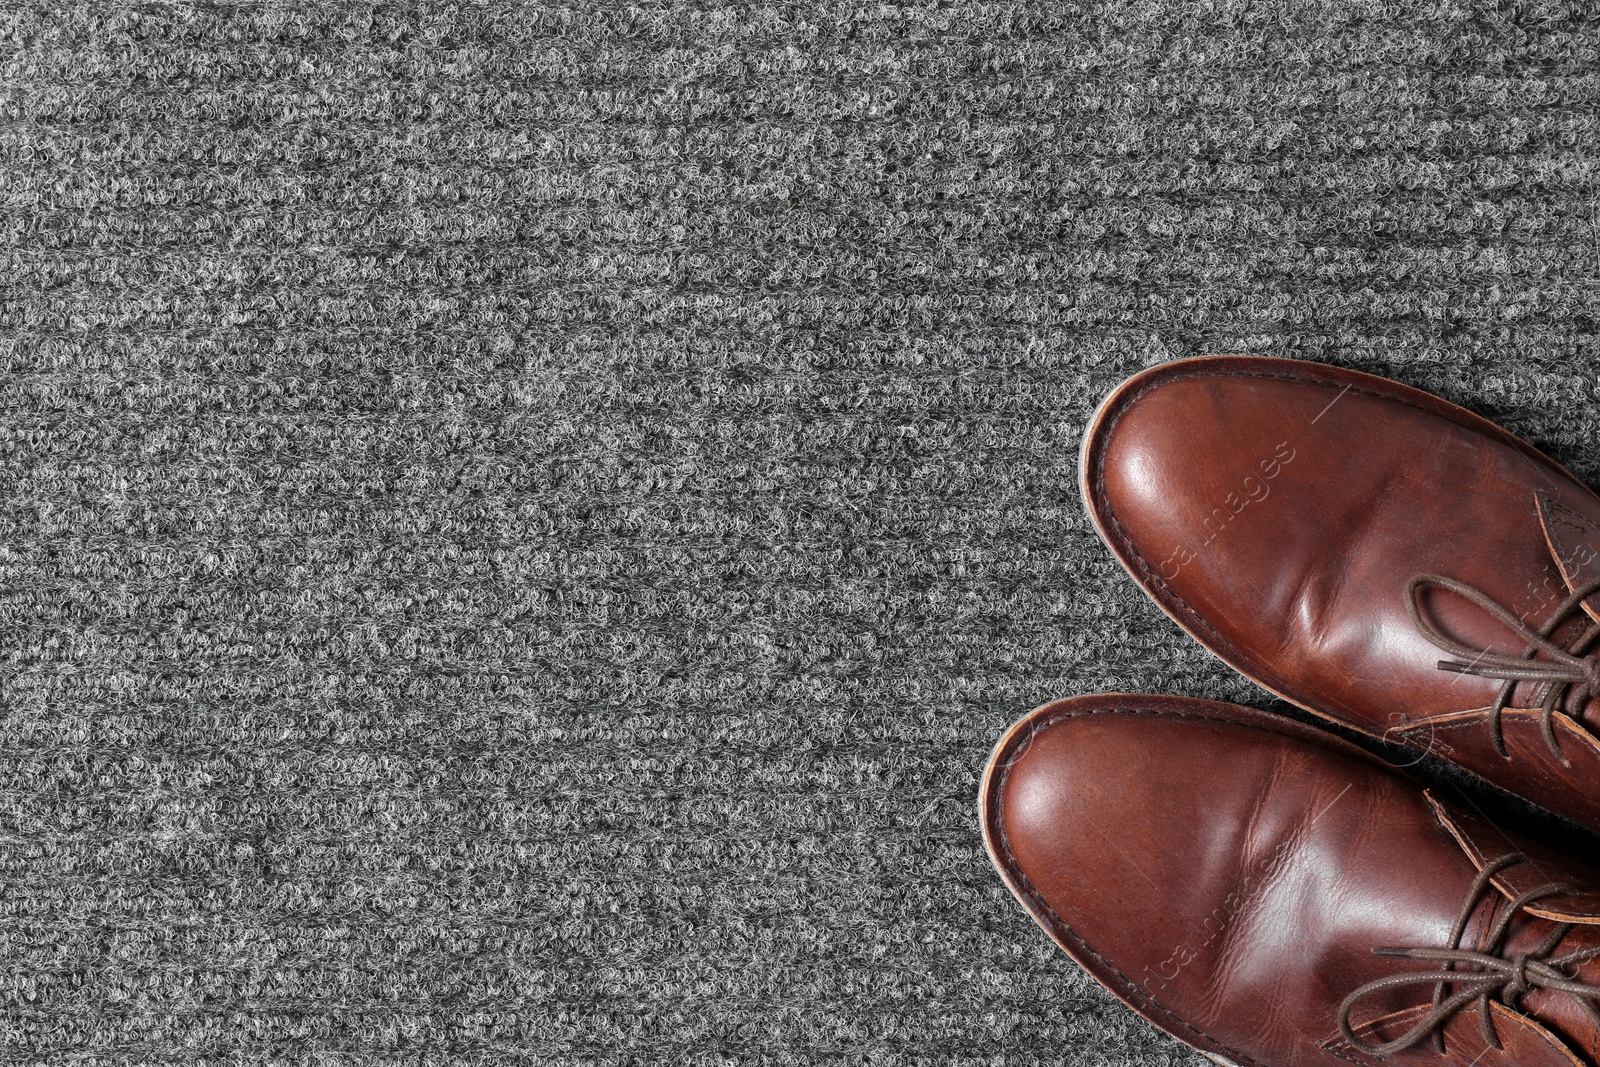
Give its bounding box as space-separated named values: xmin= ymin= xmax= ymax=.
xmin=1338 ymin=853 xmax=1600 ymax=1056
xmin=1407 ymin=573 xmax=1600 ymax=762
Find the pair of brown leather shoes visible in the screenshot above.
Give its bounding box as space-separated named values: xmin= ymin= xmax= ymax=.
xmin=981 ymin=357 xmax=1600 ymax=1066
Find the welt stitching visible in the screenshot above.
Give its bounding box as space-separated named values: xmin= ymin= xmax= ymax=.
xmin=1320 ymin=1041 xmax=1379 ymax=1066
xmin=1318 ymin=1007 xmax=1441 ymax=1066
xmin=1396 ymin=717 xmax=1499 ymax=736
xmin=989 ymin=704 xmax=1276 ymax=1067
xmin=1399 ymin=711 xmax=1600 ymax=757
xmin=1395 ymin=716 xmax=1571 ymax=790
xmin=1397 ymin=716 xmax=1594 ymax=737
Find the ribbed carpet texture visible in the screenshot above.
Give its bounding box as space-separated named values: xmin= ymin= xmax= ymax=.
xmin=5 ymin=1 xmax=1600 ymax=1064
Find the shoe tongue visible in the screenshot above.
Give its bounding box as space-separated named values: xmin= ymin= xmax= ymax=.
xmin=1428 ymin=792 xmax=1600 ymax=924
xmin=1535 ymin=491 xmax=1600 ymax=627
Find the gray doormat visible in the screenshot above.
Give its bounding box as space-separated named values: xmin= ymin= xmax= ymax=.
xmin=5 ymin=3 xmax=1599 ymax=1064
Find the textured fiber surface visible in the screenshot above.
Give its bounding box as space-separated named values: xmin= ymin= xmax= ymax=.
xmin=5 ymin=2 xmax=1600 ymax=1064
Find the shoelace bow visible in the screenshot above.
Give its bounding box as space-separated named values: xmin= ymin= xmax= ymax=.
xmin=1338 ymin=853 xmax=1600 ymax=1057
xmin=1407 ymin=573 xmax=1600 ymax=763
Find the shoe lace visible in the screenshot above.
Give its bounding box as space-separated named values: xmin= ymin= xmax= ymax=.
xmin=1337 ymin=853 xmax=1600 ymax=1057
xmin=1407 ymin=573 xmax=1600 ymax=763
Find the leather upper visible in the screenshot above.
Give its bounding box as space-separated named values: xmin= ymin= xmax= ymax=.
xmin=982 ymin=695 xmax=1600 ymax=1067
xmin=1083 ymin=356 xmax=1600 ymax=833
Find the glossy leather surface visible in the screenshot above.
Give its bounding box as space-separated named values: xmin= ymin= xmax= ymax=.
xmin=1083 ymin=355 xmax=1600 ymax=833
xmin=981 ymin=695 xmax=1600 ymax=1067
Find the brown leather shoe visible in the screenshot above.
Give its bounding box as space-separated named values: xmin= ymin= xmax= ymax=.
xmin=981 ymin=694 xmax=1600 ymax=1067
xmin=1083 ymin=355 xmax=1600 ymax=834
